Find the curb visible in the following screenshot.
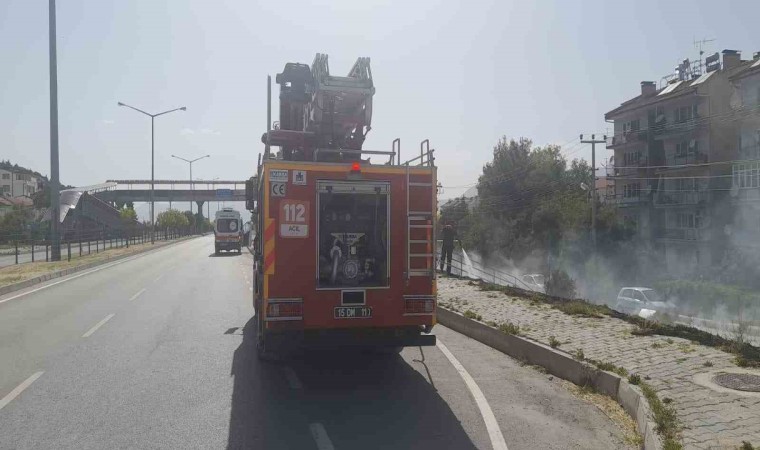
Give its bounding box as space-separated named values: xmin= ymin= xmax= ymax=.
xmin=0 ymin=236 xmax=198 ymax=298
xmin=437 ymin=306 xmax=663 ymax=450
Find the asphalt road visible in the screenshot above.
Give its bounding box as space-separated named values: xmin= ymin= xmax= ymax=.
xmin=0 ymin=235 xmax=630 ymax=449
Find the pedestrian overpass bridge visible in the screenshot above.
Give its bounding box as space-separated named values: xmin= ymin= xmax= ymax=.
xmin=93 ymin=179 xmax=248 ymax=208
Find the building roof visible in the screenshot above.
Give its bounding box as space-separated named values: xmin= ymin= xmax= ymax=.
xmin=605 ymin=81 xmax=698 ymax=119
xmin=605 ymin=57 xmax=760 ymax=119
xmin=0 ymin=195 xmax=33 ymax=208
xmin=729 ymin=57 xmax=760 ymax=81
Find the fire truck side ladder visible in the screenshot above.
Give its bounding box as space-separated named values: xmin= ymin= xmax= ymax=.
xmin=405 ymin=140 xmax=436 ymax=280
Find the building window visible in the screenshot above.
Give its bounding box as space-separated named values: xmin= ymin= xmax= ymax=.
xmin=674 ymin=105 xmax=697 ymax=123
xmin=623 ymin=150 xmax=643 ymax=166
xmin=1 ymin=173 xmax=9 ymax=180
xmin=1 ymin=185 xmax=9 ymax=193
xmin=676 ymin=212 xmax=695 ymax=228
xmin=733 ymin=162 xmax=760 ymax=188
xmin=676 ymin=141 xmax=687 ymax=157
xmin=623 ymin=183 xmax=641 ymax=198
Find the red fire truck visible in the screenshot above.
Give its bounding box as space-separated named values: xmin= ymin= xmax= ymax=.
xmin=249 ymin=54 xmax=438 ymax=358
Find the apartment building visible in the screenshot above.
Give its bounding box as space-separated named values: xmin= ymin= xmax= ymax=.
xmin=0 ymin=168 xmax=46 ymax=198
xmin=605 ymin=50 xmax=757 ymax=278
xmin=728 ymin=56 xmax=760 ymax=255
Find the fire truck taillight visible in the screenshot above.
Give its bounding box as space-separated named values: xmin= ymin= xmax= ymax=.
xmin=351 ymin=162 xmax=360 ymax=172
xmin=265 ymin=299 xmax=303 ymax=321
xmin=403 ymin=296 xmax=436 ymax=315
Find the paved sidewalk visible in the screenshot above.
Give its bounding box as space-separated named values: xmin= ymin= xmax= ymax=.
xmin=438 ymin=278 xmax=760 ymax=450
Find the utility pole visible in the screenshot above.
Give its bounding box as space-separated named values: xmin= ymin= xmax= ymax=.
xmin=49 ymin=0 xmax=61 ymax=261
xmin=580 ymin=134 xmax=606 ymax=251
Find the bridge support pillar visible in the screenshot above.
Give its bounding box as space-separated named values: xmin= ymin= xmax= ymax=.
xmin=196 ymin=201 xmax=205 ymax=219
xmin=195 ymin=201 xmax=205 ymax=233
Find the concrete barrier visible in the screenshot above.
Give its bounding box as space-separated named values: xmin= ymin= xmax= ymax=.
xmin=0 ymin=236 xmax=197 ymax=298
xmin=437 ymin=306 xmax=663 ymax=450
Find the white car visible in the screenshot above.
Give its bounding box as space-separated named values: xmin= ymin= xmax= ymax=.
xmin=614 ymin=287 xmax=673 ymax=319
xmin=521 ymin=274 xmax=546 ymax=293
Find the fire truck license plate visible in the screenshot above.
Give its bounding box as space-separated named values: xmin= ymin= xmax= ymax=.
xmin=334 ymin=306 xmax=372 ymax=319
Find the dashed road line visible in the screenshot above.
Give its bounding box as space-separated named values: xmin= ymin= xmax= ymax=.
xmin=437 ymin=340 xmax=509 ymax=450
xmin=309 ymin=423 xmax=335 ymax=450
xmin=128 ymin=288 xmax=146 ymax=301
xmin=82 ymin=314 xmax=115 ymax=338
xmin=284 ymin=367 xmax=303 ymax=389
xmin=0 ymin=252 xmax=163 ymax=306
xmin=0 ymin=372 xmax=44 ymax=411
xmin=153 ymin=274 xmax=164 ymax=282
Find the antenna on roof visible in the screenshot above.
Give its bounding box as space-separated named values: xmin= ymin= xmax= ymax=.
xmin=694 ymin=37 xmax=716 ymax=73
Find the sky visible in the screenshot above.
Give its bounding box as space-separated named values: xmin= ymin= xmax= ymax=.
xmin=1 ymin=0 xmax=759 ymax=220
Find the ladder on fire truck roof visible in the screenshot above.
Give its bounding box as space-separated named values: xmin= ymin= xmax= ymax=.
xmin=405 ymin=140 xmax=437 ymax=280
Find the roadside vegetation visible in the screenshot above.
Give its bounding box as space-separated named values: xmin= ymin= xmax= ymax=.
xmin=474 ymin=280 xmax=760 ymax=367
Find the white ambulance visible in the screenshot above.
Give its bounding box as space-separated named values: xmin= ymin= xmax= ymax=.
xmin=214 ymin=208 xmax=242 ymax=254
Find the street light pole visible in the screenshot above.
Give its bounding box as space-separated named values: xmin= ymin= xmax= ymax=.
xmin=171 ymin=154 xmax=210 ymax=229
xmin=118 ymin=102 xmax=186 ymax=244
xmin=49 ymin=0 xmax=61 ymax=261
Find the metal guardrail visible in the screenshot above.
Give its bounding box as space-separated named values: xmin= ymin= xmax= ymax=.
xmin=0 ymin=228 xmax=193 ymax=268
xmin=435 ymin=246 xmax=535 ymax=291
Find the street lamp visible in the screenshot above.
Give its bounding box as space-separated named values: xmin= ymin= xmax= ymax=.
xmin=117 ymin=102 xmax=186 ymax=244
xmin=171 ymin=154 xmax=210 ymax=215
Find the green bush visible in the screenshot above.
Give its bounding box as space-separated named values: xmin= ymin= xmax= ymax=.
xmin=463 ymin=310 xmax=482 ymax=321
xmin=555 ymin=300 xmax=609 ymax=318
xmin=498 ymin=322 xmax=521 ymax=335
xmin=545 ymin=269 xmax=577 ymax=298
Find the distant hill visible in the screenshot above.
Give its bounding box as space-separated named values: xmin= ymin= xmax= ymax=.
xmin=0 ymin=160 xmax=48 ymax=180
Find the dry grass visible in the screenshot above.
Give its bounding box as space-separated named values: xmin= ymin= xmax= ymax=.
xmin=0 ymin=241 xmax=175 ymax=288
xmin=559 ymin=379 xmax=641 ymax=449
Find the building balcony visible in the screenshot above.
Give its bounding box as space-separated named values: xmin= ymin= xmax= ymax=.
xmin=607 ymin=188 xmax=652 ymax=206
xmin=653 ymin=119 xmax=703 ymax=140
xmin=606 ymin=131 xmax=647 ymax=149
xmin=663 ymin=152 xmax=709 ymax=167
xmin=656 ymin=227 xmax=709 ymax=242
xmin=654 ymin=190 xmax=709 ymax=207
xmin=732 ymin=187 xmax=760 ymax=202
xmin=607 ymin=160 xmax=649 ymax=177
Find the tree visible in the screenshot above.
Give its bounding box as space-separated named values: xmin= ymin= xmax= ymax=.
xmin=0 ymin=207 xmax=30 ymax=241
xmin=156 ymin=209 xmax=189 ymax=230
xmin=182 ymin=211 xmax=196 ymax=229
xmin=32 ymin=187 xmax=50 ymax=209
xmin=120 ymin=207 xmax=137 ymax=222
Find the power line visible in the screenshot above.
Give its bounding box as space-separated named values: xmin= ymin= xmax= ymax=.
xmin=608 ymin=156 xmax=760 ymax=171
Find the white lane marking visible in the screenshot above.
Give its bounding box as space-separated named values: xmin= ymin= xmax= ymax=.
xmin=153 ymin=274 xmax=164 ymax=282
xmin=437 ymin=340 xmax=509 ymax=450
xmin=284 ymin=367 xmax=303 ymax=389
xmin=0 ymin=371 xmax=44 ymax=411
xmin=128 ymin=288 xmax=146 ymax=301
xmin=0 ymin=240 xmax=194 ymax=306
xmin=309 ymin=423 xmax=335 ymax=450
xmin=82 ymin=314 xmax=115 ymax=338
